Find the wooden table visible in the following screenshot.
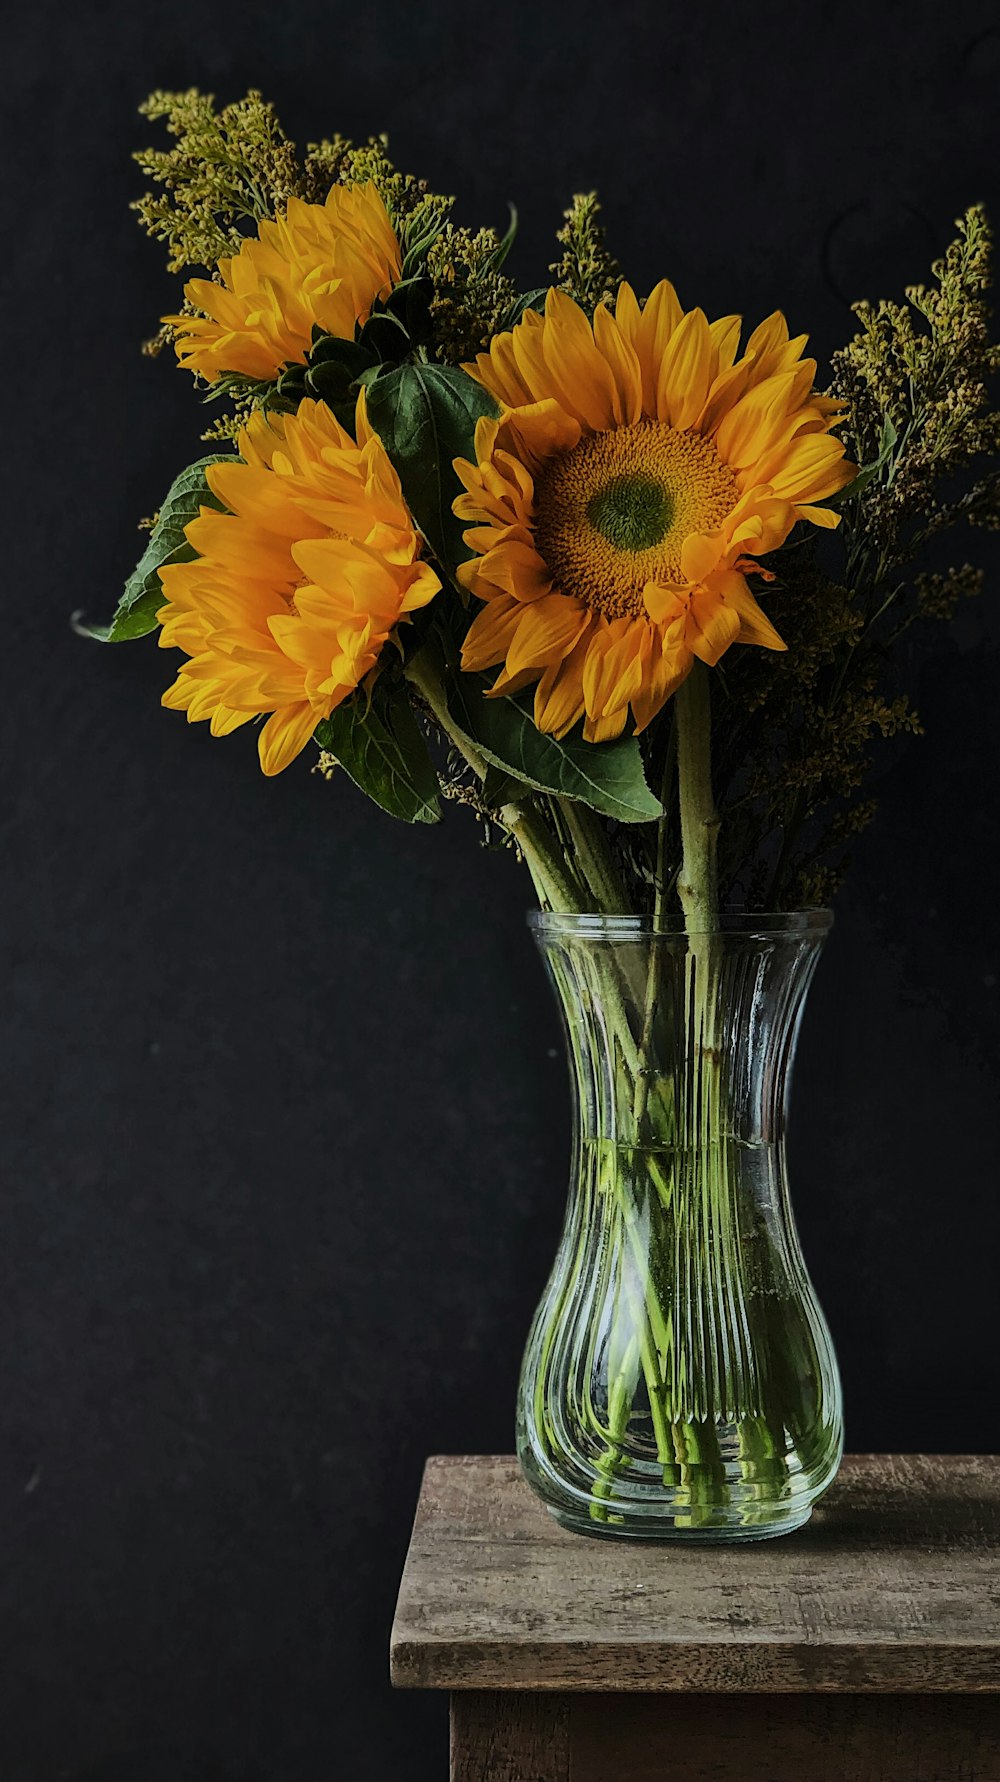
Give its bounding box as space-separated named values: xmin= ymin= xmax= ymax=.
xmin=390 ymin=1454 xmax=1000 ymax=1781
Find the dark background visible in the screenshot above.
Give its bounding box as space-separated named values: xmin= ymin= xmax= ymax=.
xmin=4 ymin=2 xmax=1000 ymax=1776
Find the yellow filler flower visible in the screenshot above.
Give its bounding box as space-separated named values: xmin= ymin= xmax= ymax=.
xmin=157 ymin=398 xmax=440 ymax=774
xmin=167 ymin=184 xmax=401 ymax=383
xmin=455 ymin=286 xmax=854 ymax=741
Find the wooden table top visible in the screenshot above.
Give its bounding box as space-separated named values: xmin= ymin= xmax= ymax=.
xmin=390 ymin=1454 xmax=1000 ymax=1694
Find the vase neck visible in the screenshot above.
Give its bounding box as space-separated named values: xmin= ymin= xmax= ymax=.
xmin=537 ymin=928 xmax=826 ymax=1148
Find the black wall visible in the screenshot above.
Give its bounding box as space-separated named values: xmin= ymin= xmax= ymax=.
xmin=4 ymin=3 xmax=1000 ymax=1777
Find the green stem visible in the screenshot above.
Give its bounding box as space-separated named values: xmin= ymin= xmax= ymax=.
xmin=632 ymin=719 xmax=678 ymax=1135
xmin=403 ymin=650 xmax=489 ymax=781
xmin=404 ymin=651 xmax=585 ymax=914
xmin=499 ymin=800 xmax=583 ymax=915
xmin=674 ymin=662 xmax=719 ymax=932
xmin=558 ymin=799 xmax=627 ymax=915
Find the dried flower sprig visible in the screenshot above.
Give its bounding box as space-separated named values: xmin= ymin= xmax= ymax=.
xmin=550 ymin=191 xmax=622 ymax=314
xmin=133 ymin=89 xmax=304 ymax=273
xmin=706 ymin=206 xmax=999 ymax=907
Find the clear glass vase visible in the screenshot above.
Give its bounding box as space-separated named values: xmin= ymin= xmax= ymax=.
xmin=517 ymin=910 xmax=842 ymax=1540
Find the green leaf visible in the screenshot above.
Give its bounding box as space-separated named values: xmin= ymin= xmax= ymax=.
xmin=300 ymin=337 xmax=379 ymax=429
xmin=444 ymin=662 xmax=662 ymax=824
xmin=400 ymin=211 xmax=449 ymax=280
xmin=831 ymin=413 xmax=898 ymax=507
xmin=308 ymin=335 xmax=375 ymax=376
xmin=481 ymin=764 xmax=522 ymax=808
xmin=384 ymin=275 xmax=434 ymax=345
xmin=503 ymin=288 xmax=547 ymax=329
xmin=75 ymin=456 xmax=228 ymax=643
xmin=364 ymin=364 xmax=499 ymax=575
xmin=314 ymin=678 xmax=441 ymax=825
xmin=357 ymin=307 xmax=413 ymax=362
xmin=483 ymin=204 xmax=518 ymax=275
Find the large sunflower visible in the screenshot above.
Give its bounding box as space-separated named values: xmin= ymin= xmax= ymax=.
xmin=455 ymin=285 xmax=854 ymax=741
xmin=157 ymin=397 xmax=440 ymax=774
xmin=167 ymin=184 xmax=401 ymax=383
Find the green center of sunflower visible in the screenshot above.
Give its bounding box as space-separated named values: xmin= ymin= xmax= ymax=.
xmin=586 ymin=473 xmax=674 ymax=553
xmin=532 ymin=420 xmax=739 ymax=620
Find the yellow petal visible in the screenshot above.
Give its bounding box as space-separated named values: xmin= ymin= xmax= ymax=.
xmin=399 ymin=562 xmax=442 ymax=613
xmin=680 ymin=531 xmax=725 ymax=585
xmin=641 ymin=581 xmax=686 ymax=625
xmin=687 ymin=594 xmax=741 ymax=667
xmin=636 ymin=280 xmax=683 ymax=413
xmin=533 ymin=631 xmax=592 ymax=737
xmin=758 ymin=432 xmax=856 ymax=503
xmin=795 ymin=502 xmax=842 ymax=529
xmin=460 ymin=594 xmax=523 ymax=670
xmin=729 ymin=579 xmax=787 ymax=651
xmin=713 ymin=369 xmax=802 ymax=471
xmin=631 ymin=631 xmax=690 ymax=732
xmin=593 ymin=301 xmax=642 ymax=426
xmin=582 ymin=622 xmax=644 ymax=719
xmin=582 ymin=708 xmax=629 ymax=743
xmin=504 ymin=593 xmax=589 ymax=677
xmin=708 ymin=314 xmax=742 ymax=374
xmin=487 ymin=663 xmax=545 ymax=698
xmin=656 ymin=307 xmax=713 ymax=429
xmin=542 ymin=288 xmax=619 ymax=431
xmin=471 ymin=537 xmax=552 ymax=603
xmin=503 ymin=399 xmax=582 ymax=465
xmin=258 ymin=701 xmax=323 ymax=776
xmin=613 ymin=281 xmax=643 ymax=350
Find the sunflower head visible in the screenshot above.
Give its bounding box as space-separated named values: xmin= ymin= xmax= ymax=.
xmin=455 ymin=284 xmax=854 ymax=742
xmin=167 ymin=183 xmax=401 ymax=384
xmin=157 ymin=396 xmax=440 ymax=774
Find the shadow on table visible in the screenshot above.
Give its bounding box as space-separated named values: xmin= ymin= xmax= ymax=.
xmin=803 ymin=1482 xmax=999 ymax=1552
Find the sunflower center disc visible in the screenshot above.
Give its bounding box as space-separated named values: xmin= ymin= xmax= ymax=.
xmin=533 ymin=419 xmax=739 ymax=621
xmin=586 ymin=473 xmax=674 ymax=553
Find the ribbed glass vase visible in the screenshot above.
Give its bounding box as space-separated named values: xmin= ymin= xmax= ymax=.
xmin=517 ymin=911 xmax=842 ymax=1540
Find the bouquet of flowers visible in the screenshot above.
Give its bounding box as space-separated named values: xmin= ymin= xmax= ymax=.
xmin=84 ymin=89 xmax=1000 ymax=1539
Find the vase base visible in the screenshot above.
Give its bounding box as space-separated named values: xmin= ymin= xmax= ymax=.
xmin=548 ymin=1503 xmax=813 ymax=1543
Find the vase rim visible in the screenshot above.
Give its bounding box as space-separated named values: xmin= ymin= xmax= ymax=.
xmin=527 ymin=908 xmax=834 ymax=939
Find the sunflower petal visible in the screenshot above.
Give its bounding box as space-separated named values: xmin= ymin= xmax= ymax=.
xmin=656 ymin=307 xmax=714 ymax=428
xmin=593 ymin=301 xmax=642 ymax=426
xmin=258 ymin=701 xmax=323 ymax=776
xmin=504 ymin=593 xmax=589 ymax=676
xmin=542 ymin=288 xmax=620 ymax=430
xmin=631 ymin=632 xmax=691 ymax=732
xmin=637 ymin=280 xmax=683 ymax=413
xmin=533 ymin=630 xmax=592 ymax=737
xmin=687 ymin=594 xmax=741 ymax=667
xmin=460 ymin=594 xmax=524 ymax=670
xmin=724 ymin=575 xmax=788 ymax=651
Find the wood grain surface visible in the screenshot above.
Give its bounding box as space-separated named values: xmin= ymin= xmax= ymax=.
xmin=448 ymin=1692 xmax=1000 ymax=1780
xmin=391 ymin=1454 xmax=1000 ymax=1694
xmin=570 ymin=1693 xmax=1000 ymax=1780
xmin=450 ymin=1693 xmax=569 ymax=1782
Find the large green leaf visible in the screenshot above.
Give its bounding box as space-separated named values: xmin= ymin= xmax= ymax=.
xmin=364 ymin=364 xmax=499 ymax=576
xmin=436 ymin=650 xmax=662 ymax=824
xmin=314 ymin=678 xmax=441 ymax=825
xmin=77 ymin=456 xmax=228 ymax=643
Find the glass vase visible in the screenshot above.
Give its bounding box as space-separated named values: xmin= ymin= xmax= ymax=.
xmin=517 ymin=911 xmax=842 ymax=1540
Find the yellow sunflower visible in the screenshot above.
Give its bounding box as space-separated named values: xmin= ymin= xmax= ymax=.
xmin=167 ymin=184 xmax=401 ymax=383
xmin=157 ymin=397 xmax=440 ymax=775
xmin=455 ymin=285 xmax=854 ymax=741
